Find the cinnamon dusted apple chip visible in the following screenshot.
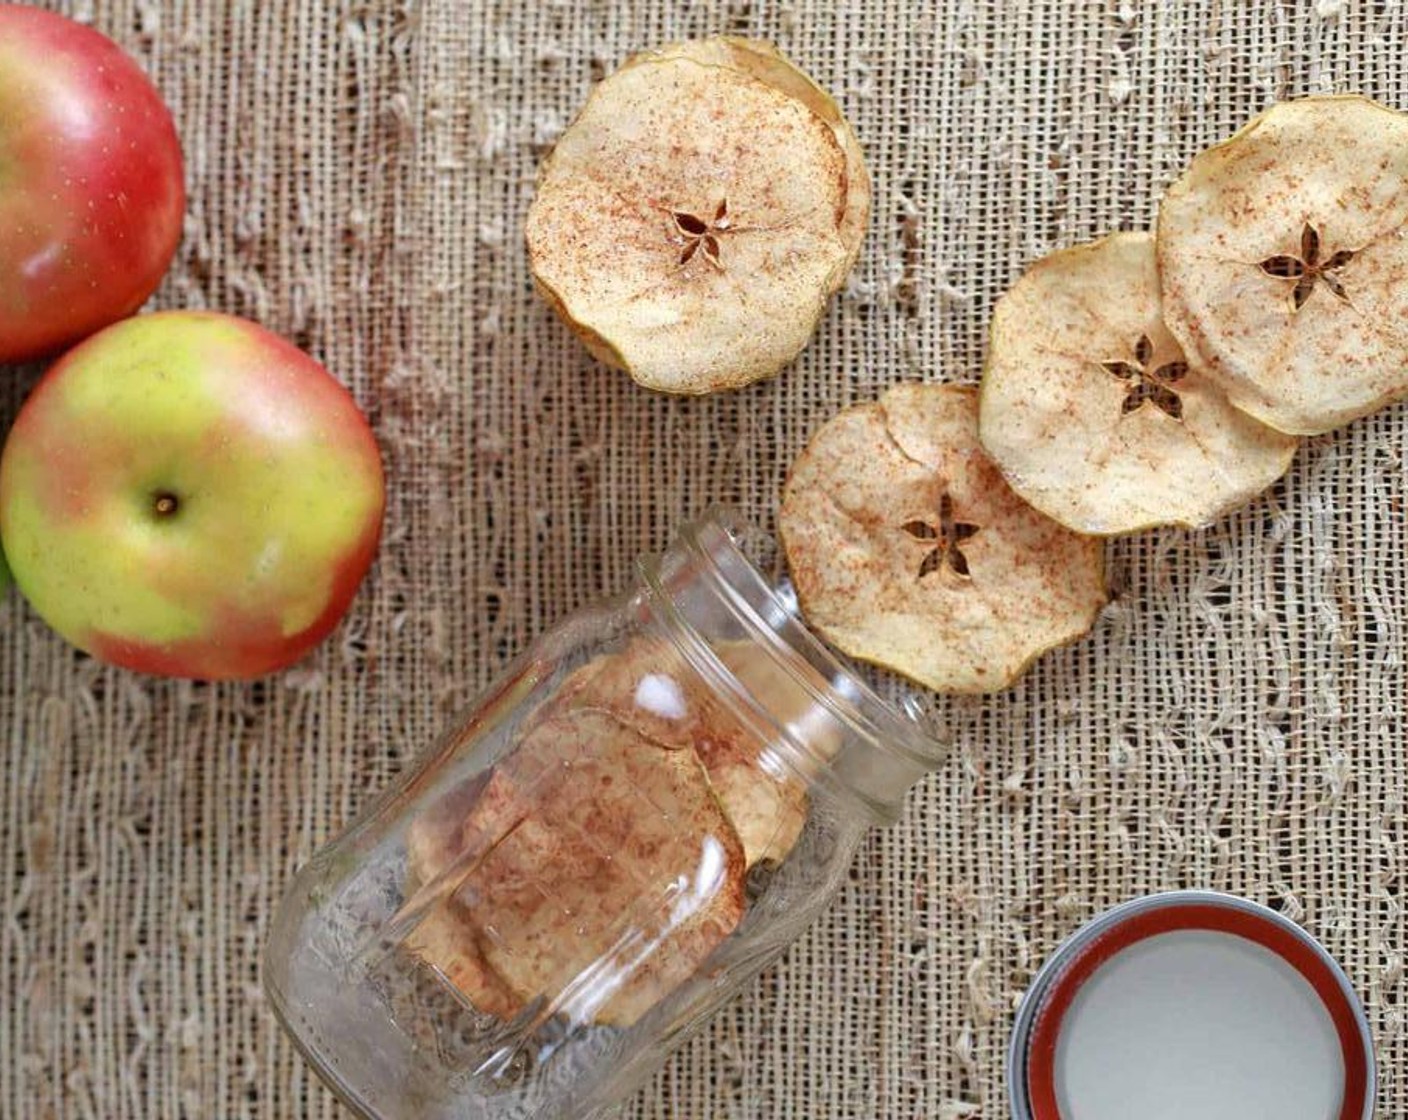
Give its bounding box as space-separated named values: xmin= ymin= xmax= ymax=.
xmin=403 ymin=768 xmax=527 ymax=1019
xmin=780 ymin=384 xmax=1107 ymax=694
xmin=621 ymin=37 xmax=870 ymax=273
xmin=709 ymin=640 xmax=834 ymax=863
xmin=526 ymin=43 xmax=855 ymax=393
xmin=978 ymin=232 xmax=1298 ymax=534
xmin=403 ymin=897 xmax=520 ymax=1021
xmin=1158 ymin=95 xmax=1408 ymax=435
xmin=546 ymin=637 xmax=823 ymax=869
xmin=405 ymin=710 xmax=746 ymax=1028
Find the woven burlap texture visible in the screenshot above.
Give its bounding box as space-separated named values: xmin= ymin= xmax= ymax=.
xmin=2 ymin=1 xmax=1404 ymax=1116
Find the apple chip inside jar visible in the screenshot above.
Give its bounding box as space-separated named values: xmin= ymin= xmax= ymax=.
xmin=1158 ymin=95 xmax=1408 ymax=435
xmin=978 ymin=232 xmax=1298 ymax=534
xmin=404 ymin=710 xmax=746 ymax=1029
xmin=526 ymin=42 xmax=856 ymax=393
xmin=779 ymin=384 xmax=1107 ymax=693
xmin=545 ymin=637 xmax=826 ymax=870
xmin=403 ymin=895 xmax=521 ymax=1021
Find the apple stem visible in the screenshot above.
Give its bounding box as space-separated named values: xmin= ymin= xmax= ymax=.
xmin=153 ymin=492 xmax=179 ymax=517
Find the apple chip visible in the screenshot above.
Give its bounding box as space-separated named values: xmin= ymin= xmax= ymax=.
xmin=403 ymin=768 xmax=526 ymax=1020
xmin=621 ymin=37 xmax=870 ymax=273
xmin=1158 ymin=95 xmax=1408 ymax=435
xmin=710 ymin=640 xmax=837 ymax=863
xmin=978 ymin=232 xmax=1298 ymax=534
xmin=403 ymin=897 xmax=520 ymax=1021
xmin=526 ymin=44 xmax=854 ymax=393
xmin=546 ymin=638 xmax=819 ymax=869
xmin=404 ymin=710 xmax=746 ymax=1028
xmin=780 ymin=384 xmax=1107 ymax=693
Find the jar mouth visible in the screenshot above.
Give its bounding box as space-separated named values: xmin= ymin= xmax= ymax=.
xmin=640 ymin=508 xmax=942 ymax=776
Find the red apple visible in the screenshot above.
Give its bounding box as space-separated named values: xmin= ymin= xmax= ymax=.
xmin=0 ymin=311 xmax=385 ymax=679
xmin=0 ymin=4 xmax=185 ymax=363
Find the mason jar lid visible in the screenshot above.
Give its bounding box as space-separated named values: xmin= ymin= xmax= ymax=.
xmin=1008 ymin=890 xmax=1374 ymax=1120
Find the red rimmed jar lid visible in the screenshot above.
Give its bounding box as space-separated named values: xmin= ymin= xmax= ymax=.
xmin=1007 ymin=891 xmax=1374 ymax=1120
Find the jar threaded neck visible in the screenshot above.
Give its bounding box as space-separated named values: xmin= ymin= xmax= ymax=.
xmin=637 ymin=511 xmax=941 ymax=823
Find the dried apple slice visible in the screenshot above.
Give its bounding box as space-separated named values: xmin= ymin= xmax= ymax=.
xmin=405 ymin=710 xmax=746 ymax=1028
xmin=1158 ymin=95 xmax=1408 ymax=435
xmin=526 ymin=47 xmax=853 ymax=393
xmin=404 ymin=769 xmax=527 ymax=1018
xmin=621 ymin=37 xmax=870 ymax=275
xmin=403 ymin=897 xmax=521 ymax=1021
xmin=779 ymin=384 xmax=1107 ymax=694
xmin=709 ymin=640 xmax=834 ymax=864
xmin=978 ymin=232 xmax=1298 ymax=534
xmin=544 ymin=638 xmax=819 ymax=869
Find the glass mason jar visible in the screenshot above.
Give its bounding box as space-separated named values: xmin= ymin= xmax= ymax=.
xmin=265 ymin=512 xmax=939 ymax=1119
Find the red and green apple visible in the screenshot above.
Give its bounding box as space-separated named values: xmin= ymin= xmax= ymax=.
xmin=0 ymin=4 xmax=185 ymax=363
xmin=0 ymin=311 xmax=385 ymax=679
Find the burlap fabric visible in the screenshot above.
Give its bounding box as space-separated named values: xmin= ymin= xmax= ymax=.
xmin=2 ymin=1 xmax=1405 ymax=1116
